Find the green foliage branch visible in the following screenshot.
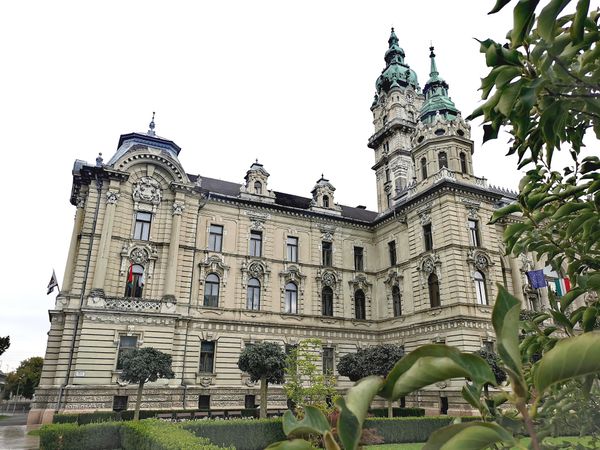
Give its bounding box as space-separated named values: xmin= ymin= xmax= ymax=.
xmin=2 ymin=356 xmax=43 ymax=400
xmin=119 ymin=347 xmax=175 ymax=421
xmin=237 ymin=341 xmax=286 ymax=419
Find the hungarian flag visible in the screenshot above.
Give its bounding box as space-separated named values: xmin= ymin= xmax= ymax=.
xmin=47 ymin=270 xmax=59 ymax=295
xmin=554 ymin=277 xmax=571 ymax=297
xmin=126 ymin=264 xmax=134 ymax=288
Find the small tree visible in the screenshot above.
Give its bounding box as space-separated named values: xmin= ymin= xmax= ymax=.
xmin=119 ymin=347 xmax=175 ymax=420
xmin=284 ymin=338 xmax=338 ymax=416
xmin=2 ymin=356 xmax=43 ymax=400
xmin=237 ymin=341 xmax=286 ymax=419
xmin=337 ymin=344 xmax=404 ymax=417
xmin=0 ymin=336 xmax=9 ymax=356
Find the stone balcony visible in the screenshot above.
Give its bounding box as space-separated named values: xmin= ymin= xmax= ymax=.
xmin=85 ymin=295 xmax=177 ymax=314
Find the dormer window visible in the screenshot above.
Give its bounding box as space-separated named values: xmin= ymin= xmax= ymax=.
xmin=254 ymin=181 xmax=262 ymax=195
xmin=322 ymin=195 xmax=330 ymax=208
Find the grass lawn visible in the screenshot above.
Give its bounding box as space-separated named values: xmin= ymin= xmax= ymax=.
xmin=365 ymin=436 xmax=594 ymax=449
xmin=0 ymin=415 xmax=9 ymax=420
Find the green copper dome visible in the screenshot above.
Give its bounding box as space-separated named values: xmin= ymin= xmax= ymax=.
xmin=375 ymin=28 xmax=419 ymax=95
xmin=419 ymin=46 xmax=460 ymax=124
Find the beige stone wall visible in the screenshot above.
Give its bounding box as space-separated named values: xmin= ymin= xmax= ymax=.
xmin=34 ymin=134 xmax=533 ymax=420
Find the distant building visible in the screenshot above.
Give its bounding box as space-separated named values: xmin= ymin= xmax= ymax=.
xmin=30 ymin=29 xmax=542 ymax=423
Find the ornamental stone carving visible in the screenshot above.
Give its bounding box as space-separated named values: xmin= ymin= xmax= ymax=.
xmin=76 ymin=196 xmax=86 ymax=209
xmin=248 ymin=262 xmax=264 ymax=279
xmin=172 ymin=201 xmax=185 ymax=215
xmin=133 ymin=176 xmax=162 ymax=207
xmin=106 ymin=191 xmax=120 ymax=204
xmin=467 ymin=249 xmax=493 ymax=272
xmin=130 ymin=248 xmax=150 ymax=265
xmin=422 ymin=258 xmax=435 ymax=274
xmin=320 ymin=270 xmax=336 ymax=287
xmin=418 ymin=205 xmax=432 ymax=225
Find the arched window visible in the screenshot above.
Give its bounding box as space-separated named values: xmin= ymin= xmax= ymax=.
xmin=254 ymin=181 xmax=262 ymax=195
xmin=460 ymin=152 xmax=468 ymax=174
xmin=438 ymin=152 xmax=448 ymax=170
xmin=322 ymin=286 xmax=333 ymax=317
xmin=285 ymin=282 xmax=298 ymax=314
xmin=474 ymin=271 xmax=488 ymax=305
xmin=392 ymin=286 xmax=402 ymax=317
xmin=247 ymin=278 xmax=261 ymax=310
xmin=421 ymin=157 xmax=427 ymax=179
xmin=125 ymin=264 xmax=145 ymax=298
xmin=355 ymin=289 xmax=366 ymax=320
xmin=204 ymin=273 xmax=220 ymax=307
xmin=322 ymin=195 xmax=330 ymax=208
xmin=428 ymin=273 xmax=441 ymax=308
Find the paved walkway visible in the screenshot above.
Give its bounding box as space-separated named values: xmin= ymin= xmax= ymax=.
xmin=0 ymin=415 xmax=40 ymax=449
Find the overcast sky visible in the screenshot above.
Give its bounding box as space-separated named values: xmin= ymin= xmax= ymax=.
xmin=0 ymin=1 xmax=525 ymax=372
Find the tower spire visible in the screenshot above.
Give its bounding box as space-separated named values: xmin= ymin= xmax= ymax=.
xmin=148 ymin=112 xmax=156 ymax=136
xmin=429 ymin=45 xmax=439 ymax=79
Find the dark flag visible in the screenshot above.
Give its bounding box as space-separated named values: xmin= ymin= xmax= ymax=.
xmin=526 ymin=269 xmax=547 ymax=289
xmin=47 ymin=270 xmax=59 ymax=295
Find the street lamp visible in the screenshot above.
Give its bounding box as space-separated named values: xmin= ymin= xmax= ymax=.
xmin=11 ymin=375 xmax=24 ymax=414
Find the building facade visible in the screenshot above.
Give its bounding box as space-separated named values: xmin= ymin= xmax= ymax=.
xmin=31 ymin=30 xmax=536 ymax=423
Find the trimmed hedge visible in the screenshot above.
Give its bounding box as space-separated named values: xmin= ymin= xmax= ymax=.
xmin=183 ymin=418 xmax=286 ymax=450
xmin=39 ymin=422 xmax=121 ymax=450
xmin=39 ymin=419 xmax=232 ymax=450
xmin=121 ymin=419 xmax=233 ymax=450
xmin=364 ymin=416 xmax=479 ymax=443
xmin=53 ymin=408 xmax=262 ymax=424
xmin=368 ymin=407 xmax=425 ymax=417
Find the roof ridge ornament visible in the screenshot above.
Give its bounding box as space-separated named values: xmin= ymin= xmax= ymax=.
xmin=148 ymin=112 xmax=156 ymax=136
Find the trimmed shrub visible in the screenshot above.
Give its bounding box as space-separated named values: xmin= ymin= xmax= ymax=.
xmin=365 ymin=416 xmax=479 ymax=443
xmin=368 ymin=407 xmax=425 ymax=417
xmin=121 ymin=419 xmax=233 ymax=450
xmin=52 ymin=414 xmax=79 ymax=424
xmin=39 ymin=422 xmax=121 ymax=450
xmin=77 ymin=411 xmax=121 ymax=424
xmin=183 ymin=418 xmax=286 ymax=450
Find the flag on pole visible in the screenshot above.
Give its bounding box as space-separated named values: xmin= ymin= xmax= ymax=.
xmin=126 ymin=264 xmax=134 ymax=288
xmin=554 ymin=277 xmax=571 ymax=297
xmin=47 ymin=270 xmax=59 ymax=295
xmin=526 ymin=269 xmax=547 ymax=289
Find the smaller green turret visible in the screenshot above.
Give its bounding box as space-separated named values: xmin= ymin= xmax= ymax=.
xmin=419 ymin=46 xmax=460 ymax=124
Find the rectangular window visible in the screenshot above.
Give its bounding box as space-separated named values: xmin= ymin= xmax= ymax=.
xmin=388 ymin=241 xmax=397 ymax=266
xmin=354 ymin=246 xmax=364 ymax=271
xmin=423 ymin=224 xmax=433 ymax=251
xmin=322 ymin=241 xmax=332 ymax=266
xmin=208 ymin=224 xmax=223 ymax=252
xmin=113 ymin=395 xmax=129 ymax=412
xmin=116 ymin=335 xmax=138 ymax=370
xmin=198 ymin=395 xmax=211 ymax=410
xmin=245 ymin=394 xmax=256 ymax=409
xmin=250 ymin=231 xmax=262 ymax=257
xmin=322 ymin=347 xmax=334 ymax=375
xmin=287 ymin=236 xmax=298 ymax=262
xmin=133 ymin=212 xmax=152 ymax=241
xmin=199 ymin=341 xmax=215 ymax=373
xmin=468 ymin=219 xmax=481 ymax=247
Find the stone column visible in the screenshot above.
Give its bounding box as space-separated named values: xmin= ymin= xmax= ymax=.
xmin=61 ymin=196 xmax=86 ymax=294
xmin=163 ymin=195 xmax=185 ymax=300
xmin=508 ymin=255 xmax=524 ymax=303
xmin=91 ymin=183 xmax=120 ymax=296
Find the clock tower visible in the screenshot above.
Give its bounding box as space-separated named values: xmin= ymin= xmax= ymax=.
xmin=368 ymin=28 xmax=424 ymax=213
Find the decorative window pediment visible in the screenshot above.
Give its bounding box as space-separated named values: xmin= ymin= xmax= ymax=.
xmin=199 ymin=254 xmax=230 ymax=286
xmin=310 ymin=176 xmax=342 ymax=215
xmin=319 ymin=224 xmax=336 ymax=242
xmin=348 ymin=274 xmax=372 ymax=293
xmin=418 ymin=253 xmax=441 ymax=286
xmin=119 ymin=242 xmax=158 ymax=277
xmin=467 ymin=249 xmax=494 ymax=272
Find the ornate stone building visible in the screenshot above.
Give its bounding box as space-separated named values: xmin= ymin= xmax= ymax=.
xmin=31 ymin=29 xmax=533 ymax=423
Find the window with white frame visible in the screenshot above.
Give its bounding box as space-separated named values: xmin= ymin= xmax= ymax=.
xmin=133 ymin=212 xmax=152 ymax=241
xmin=474 ymin=271 xmax=488 ymax=305
xmin=247 ymin=278 xmax=261 ymax=310
xmin=284 ymin=282 xmax=298 ymax=314
xmin=287 ymin=236 xmax=298 ymax=262
xmin=204 ymin=273 xmax=220 ymax=307
xmin=208 ymin=224 xmax=223 ymax=252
